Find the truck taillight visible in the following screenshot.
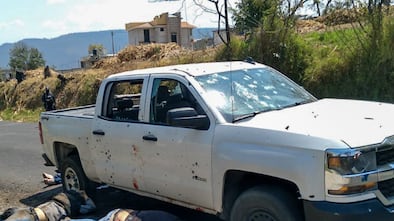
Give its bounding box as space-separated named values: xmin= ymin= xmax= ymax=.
xmin=39 ymin=121 xmax=44 ymax=144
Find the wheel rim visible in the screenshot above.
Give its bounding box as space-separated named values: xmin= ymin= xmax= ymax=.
xmin=247 ymin=210 xmax=277 ymax=221
xmin=64 ymin=167 xmax=80 ymax=191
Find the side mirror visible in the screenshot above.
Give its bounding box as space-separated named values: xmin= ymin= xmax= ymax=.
xmin=167 ymin=107 xmax=210 ymax=130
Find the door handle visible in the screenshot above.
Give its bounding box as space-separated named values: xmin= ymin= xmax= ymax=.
xmin=92 ymin=130 xmax=105 ymax=136
xmin=143 ymin=134 xmax=158 ymax=142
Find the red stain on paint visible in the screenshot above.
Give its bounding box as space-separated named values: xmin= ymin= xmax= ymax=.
xmin=132 ymin=178 xmax=139 ymax=190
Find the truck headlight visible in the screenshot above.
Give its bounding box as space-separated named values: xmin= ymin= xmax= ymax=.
xmin=326 ymin=149 xmax=377 ymax=195
xmin=327 ymin=149 xmax=376 ymax=175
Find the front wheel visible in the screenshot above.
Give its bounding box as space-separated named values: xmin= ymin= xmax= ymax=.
xmin=60 ymin=155 xmax=96 ymax=196
xmin=230 ymin=186 xmax=303 ymax=221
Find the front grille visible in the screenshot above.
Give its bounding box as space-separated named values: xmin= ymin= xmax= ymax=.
xmin=378 ymin=178 xmax=394 ymax=199
xmin=376 ymin=145 xmax=394 ymax=166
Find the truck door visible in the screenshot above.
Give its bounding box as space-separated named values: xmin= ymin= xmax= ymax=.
xmin=139 ymin=75 xmax=215 ymax=208
xmin=91 ymin=76 xmax=149 ymax=190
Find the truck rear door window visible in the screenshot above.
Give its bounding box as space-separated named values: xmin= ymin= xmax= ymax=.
xmin=104 ymin=80 xmax=143 ymax=122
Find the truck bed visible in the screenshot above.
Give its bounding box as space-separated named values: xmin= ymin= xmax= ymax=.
xmin=43 ymin=105 xmax=95 ymax=119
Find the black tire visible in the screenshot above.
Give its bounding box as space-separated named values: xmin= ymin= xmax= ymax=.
xmin=230 ymin=186 xmax=303 ymax=221
xmin=60 ymin=155 xmax=96 ymax=197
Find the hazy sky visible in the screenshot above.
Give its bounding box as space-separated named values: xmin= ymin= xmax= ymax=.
xmin=0 ymin=0 xmax=239 ymax=45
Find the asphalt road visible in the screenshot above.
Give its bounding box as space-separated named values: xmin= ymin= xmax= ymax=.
xmin=0 ymin=121 xmax=221 ymax=221
xmin=0 ymin=121 xmax=47 ymax=193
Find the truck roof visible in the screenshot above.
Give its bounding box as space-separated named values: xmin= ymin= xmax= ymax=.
xmin=108 ymin=61 xmax=266 ymax=78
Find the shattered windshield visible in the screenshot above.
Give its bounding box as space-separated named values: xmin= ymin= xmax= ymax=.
xmin=195 ymin=67 xmax=316 ymax=123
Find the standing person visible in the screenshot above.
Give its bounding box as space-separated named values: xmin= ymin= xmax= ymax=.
xmin=44 ymin=66 xmax=51 ymax=78
xmin=42 ymin=87 xmax=56 ymax=111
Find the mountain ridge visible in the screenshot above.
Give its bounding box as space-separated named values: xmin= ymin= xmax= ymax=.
xmin=0 ymin=28 xmax=215 ymax=70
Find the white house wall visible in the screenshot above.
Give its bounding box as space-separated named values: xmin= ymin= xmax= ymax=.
xmin=129 ymin=28 xmax=194 ymax=48
xmin=181 ymin=28 xmax=193 ymax=49
xmin=154 ymin=27 xmax=168 ymax=43
xmin=128 ymin=30 xmax=143 ymax=45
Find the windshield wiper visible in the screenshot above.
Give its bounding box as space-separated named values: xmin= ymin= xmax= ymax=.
xmin=232 ymin=99 xmax=316 ymax=123
xmin=282 ymin=99 xmax=315 ymax=109
xmin=232 ymin=110 xmax=266 ymax=123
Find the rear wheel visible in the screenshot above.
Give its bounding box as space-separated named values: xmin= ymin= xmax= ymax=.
xmin=60 ymin=155 xmax=96 ymax=196
xmin=230 ymin=186 xmax=303 ymax=221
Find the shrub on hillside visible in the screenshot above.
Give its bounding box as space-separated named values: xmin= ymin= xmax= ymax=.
xmin=303 ymin=18 xmax=394 ymax=103
xmin=316 ymin=8 xmax=367 ymax=26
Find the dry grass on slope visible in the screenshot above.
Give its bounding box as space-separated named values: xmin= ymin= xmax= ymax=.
xmin=0 ymin=43 xmax=218 ymax=116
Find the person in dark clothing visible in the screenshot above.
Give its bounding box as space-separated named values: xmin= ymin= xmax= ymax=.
xmin=1 ymin=174 xmax=181 ymax=221
xmin=72 ymin=209 xmax=181 ymax=221
xmin=0 ymin=191 xmax=181 ymax=221
xmin=15 ymin=71 xmax=25 ymax=83
xmin=42 ymin=87 xmax=56 ymax=111
xmin=44 ymin=66 xmax=51 ymax=79
xmin=0 ymin=190 xmax=96 ymax=221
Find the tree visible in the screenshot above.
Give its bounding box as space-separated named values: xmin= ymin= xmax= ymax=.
xmin=88 ymin=44 xmax=105 ymax=57
xmin=312 ymin=0 xmax=321 ymax=16
xmin=231 ymin=0 xmax=311 ymax=82
xmin=27 ymin=48 xmax=45 ymax=70
xmin=9 ymin=42 xmax=45 ymax=71
xmin=193 ymin=0 xmax=232 ymax=59
xmin=233 ymin=0 xmax=274 ymax=35
xmin=9 ymin=42 xmax=29 ymax=71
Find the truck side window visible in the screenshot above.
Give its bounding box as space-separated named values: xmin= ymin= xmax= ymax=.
xmin=105 ymin=80 xmax=143 ymax=122
xmin=150 ymin=78 xmax=205 ymax=126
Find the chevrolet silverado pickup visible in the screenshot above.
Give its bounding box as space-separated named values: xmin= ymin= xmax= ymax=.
xmin=39 ymin=61 xmax=394 ymax=221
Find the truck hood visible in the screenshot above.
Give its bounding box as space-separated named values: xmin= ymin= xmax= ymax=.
xmin=239 ymin=99 xmax=394 ymax=147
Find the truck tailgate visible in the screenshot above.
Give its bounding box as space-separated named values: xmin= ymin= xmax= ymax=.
xmin=40 ymin=105 xmax=95 ymax=168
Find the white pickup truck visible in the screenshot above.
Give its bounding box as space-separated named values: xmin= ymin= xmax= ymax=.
xmin=39 ymin=61 xmax=394 ymax=221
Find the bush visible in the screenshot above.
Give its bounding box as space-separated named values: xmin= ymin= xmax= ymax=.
xmin=303 ymin=18 xmax=394 ymax=103
xmin=215 ymin=36 xmax=248 ymax=61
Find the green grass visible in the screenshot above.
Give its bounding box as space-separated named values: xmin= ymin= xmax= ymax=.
xmin=303 ymin=27 xmax=364 ymax=59
xmin=0 ymin=108 xmax=43 ymax=122
xmin=301 ymin=26 xmax=365 ymax=77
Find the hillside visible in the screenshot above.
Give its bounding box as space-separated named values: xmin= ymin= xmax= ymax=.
xmin=0 ymin=28 xmax=215 ymax=70
xmin=0 ymin=30 xmax=128 ymax=70
xmin=1 ymin=10 xmax=393 ymax=122
xmin=0 ymin=43 xmax=219 ymax=121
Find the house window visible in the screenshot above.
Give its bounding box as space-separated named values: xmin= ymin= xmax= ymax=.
xmin=171 ymin=32 xmax=177 ymax=43
xmin=160 ymin=27 xmax=164 ymax=32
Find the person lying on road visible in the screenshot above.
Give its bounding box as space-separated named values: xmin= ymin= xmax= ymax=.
xmin=0 ymin=190 xmax=96 ymax=221
xmin=0 ymin=190 xmax=181 ymax=221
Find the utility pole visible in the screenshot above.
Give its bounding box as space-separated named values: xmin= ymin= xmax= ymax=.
xmin=111 ymin=31 xmax=115 ymax=56
xmin=224 ymin=0 xmax=230 ymax=45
